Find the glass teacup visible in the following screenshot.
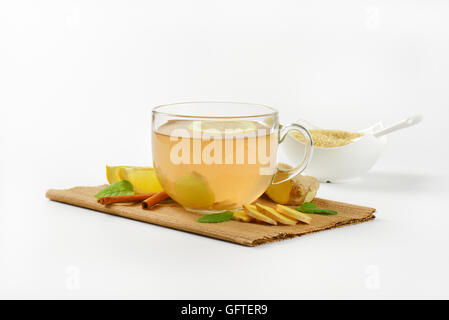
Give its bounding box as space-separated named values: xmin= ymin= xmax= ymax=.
xmin=152 ymin=102 xmax=313 ymax=213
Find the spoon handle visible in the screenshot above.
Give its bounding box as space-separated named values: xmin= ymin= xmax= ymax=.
xmin=373 ymin=114 xmax=423 ymax=137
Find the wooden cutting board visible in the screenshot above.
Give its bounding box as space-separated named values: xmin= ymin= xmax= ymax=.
xmin=46 ymin=186 xmax=376 ymax=247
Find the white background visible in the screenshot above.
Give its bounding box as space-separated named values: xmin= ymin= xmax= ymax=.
xmin=1 ymin=0 xmax=449 ymax=299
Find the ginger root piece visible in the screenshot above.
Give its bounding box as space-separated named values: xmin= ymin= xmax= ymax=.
xmin=243 ymin=204 xmax=277 ymax=225
xmin=231 ymin=209 xmax=253 ymax=222
xmin=265 ymin=164 xmax=319 ymax=205
xmin=255 ymin=203 xmax=297 ymax=225
xmin=276 ymin=204 xmax=312 ymax=224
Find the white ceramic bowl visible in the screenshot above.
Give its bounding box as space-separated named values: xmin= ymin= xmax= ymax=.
xmin=283 ymin=121 xmax=388 ymax=183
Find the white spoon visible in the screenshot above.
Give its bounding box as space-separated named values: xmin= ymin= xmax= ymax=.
xmin=372 ymin=114 xmax=423 ymax=138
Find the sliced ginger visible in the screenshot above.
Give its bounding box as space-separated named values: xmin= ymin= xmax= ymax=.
xmin=276 ymin=204 xmax=312 ymax=224
xmin=243 ymin=204 xmax=277 ymax=225
xmin=174 ymin=171 xmax=215 ymax=209
xmin=255 ymin=203 xmax=297 ymax=225
xmin=240 ymin=203 xmax=312 ymax=226
xmin=231 ymin=209 xmax=253 ymax=222
xmin=265 ymin=163 xmax=319 ymax=205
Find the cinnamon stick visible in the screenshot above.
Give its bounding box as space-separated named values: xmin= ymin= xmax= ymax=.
xmin=142 ymin=191 xmax=169 ymax=209
xmin=97 ymin=193 xmax=154 ymax=205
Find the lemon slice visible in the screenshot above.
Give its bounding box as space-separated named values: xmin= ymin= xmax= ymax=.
xmin=106 ymin=165 xmax=163 ymax=193
xmin=188 ymin=120 xmax=258 ymax=135
xmin=106 ymin=165 xmax=127 ymax=184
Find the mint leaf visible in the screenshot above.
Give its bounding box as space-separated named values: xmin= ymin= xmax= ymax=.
xmin=297 ymin=202 xmax=338 ymax=215
xmin=197 ymin=211 xmax=234 ymax=223
xmin=95 ymin=180 xmax=134 ymax=198
xmin=299 ymin=202 xmax=317 ymax=210
xmin=303 ymin=208 xmax=338 ymax=215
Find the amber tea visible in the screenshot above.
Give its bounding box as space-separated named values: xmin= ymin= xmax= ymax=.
xmin=152 ymin=119 xmax=277 ymax=211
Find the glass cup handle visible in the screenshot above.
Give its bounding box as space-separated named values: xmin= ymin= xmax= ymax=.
xmin=272 ymin=123 xmax=314 ymax=184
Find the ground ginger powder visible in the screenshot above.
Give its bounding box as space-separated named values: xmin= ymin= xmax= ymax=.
xmin=292 ymin=129 xmax=363 ymax=148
